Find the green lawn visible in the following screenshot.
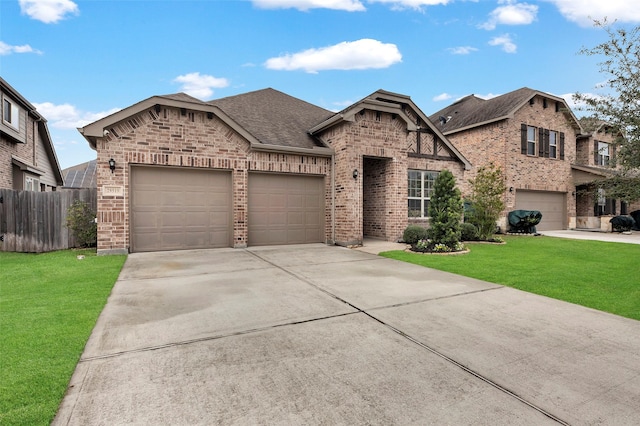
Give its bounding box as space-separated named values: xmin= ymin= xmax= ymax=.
xmin=0 ymin=250 xmax=126 ymax=426
xmin=381 ymin=236 xmax=640 ymax=321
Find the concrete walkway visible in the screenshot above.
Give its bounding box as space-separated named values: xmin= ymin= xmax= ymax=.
xmin=355 ymin=229 xmax=640 ymax=255
xmin=54 ymin=244 xmax=640 ymax=425
xmin=541 ymin=229 xmax=640 ymax=244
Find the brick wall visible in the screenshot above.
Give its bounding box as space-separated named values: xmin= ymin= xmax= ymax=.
xmin=95 ymin=105 xmax=331 ymax=253
xmin=321 ymin=109 xmax=465 ymax=245
xmin=446 ymin=95 xmax=579 ymax=229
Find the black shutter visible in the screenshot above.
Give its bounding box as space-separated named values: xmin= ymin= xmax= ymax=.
xmin=559 ymin=132 xmax=565 ymax=160
xmin=612 ymin=143 xmax=616 ymax=165
xmin=538 ymin=128 xmax=545 ymax=157
xmin=543 ymin=129 xmax=550 ymax=158
xmin=594 ymin=140 xmax=599 ymax=165
xmin=521 ymin=124 xmax=527 ymax=154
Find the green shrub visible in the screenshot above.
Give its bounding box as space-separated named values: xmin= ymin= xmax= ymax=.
xmin=461 ymin=222 xmax=479 ymax=241
xmin=427 ymin=170 xmax=463 ymax=250
xmin=66 ymin=200 xmax=97 ymax=248
xmin=403 ymin=224 xmax=428 ymax=244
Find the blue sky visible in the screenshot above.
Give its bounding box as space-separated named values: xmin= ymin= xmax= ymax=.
xmin=2 ymin=0 xmax=640 ymax=169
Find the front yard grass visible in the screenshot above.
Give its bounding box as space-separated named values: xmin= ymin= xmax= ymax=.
xmin=0 ymin=250 xmax=126 ymax=426
xmin=381 ymin=236 xmax=640 ymax=321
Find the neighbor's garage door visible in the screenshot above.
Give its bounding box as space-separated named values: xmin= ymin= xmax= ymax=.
xmin=248 ymin=173 xmax=324 ymax=246
xmin=130 ymin=166 xmax=232 ymax=252
xmin=515 ymin=190 xmax=566 ymax=231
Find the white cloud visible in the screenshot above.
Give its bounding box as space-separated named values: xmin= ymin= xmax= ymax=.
xmin=546 ymin=0 xmax=640 ymax=26
xmin=480 ymin=0 xmax=537 ymax=30
xmin=32 ymin=102 xmax=121 ymax=129
xmin=489 ymin=34 xmax=517 ymax=53
xmin=476 ymin=93 xmax=500 ymax=100
xmin=173 ymin=72 xmax=230 ymax=100
xmin=368 ymin=0 xmax=451 ymax=11
xmin=265 ymin=39 xmax=402 ymax=73
xmin=433 ymin=93 xmax=453 ymax=101
xmin=252 ymin=0 xmax=365 ymax=11
xmin=0 ymin=41 xmax=43 ymax=55
xmin=19 ymin=0 xmax=79 ymax=24
xmin=447 ymin=46 xmax=478 ymax=55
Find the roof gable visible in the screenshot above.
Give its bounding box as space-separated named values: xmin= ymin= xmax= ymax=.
xmin=80 ymin=89 xmax=335 ymax=155
xmin=310 ymin=89 xmax=472 ymax=170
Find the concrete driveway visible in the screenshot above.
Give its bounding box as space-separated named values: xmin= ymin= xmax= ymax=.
xmin=54 ymin=244 xmax=640 ymax=425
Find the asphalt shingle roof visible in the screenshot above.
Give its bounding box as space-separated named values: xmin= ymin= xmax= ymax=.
xmin=430 ymin=87 xmax=538 ymax=134
xmin=208 ymin=88 xmax=335 ymax=149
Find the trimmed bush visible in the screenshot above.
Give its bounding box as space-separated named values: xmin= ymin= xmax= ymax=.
xmin=403 ymin=224 xmax=428 ymax=244
xmin=461 ymin=222 xmax=479 ymax=241
xmin=427 ymin=170 xmax=463 ymax=250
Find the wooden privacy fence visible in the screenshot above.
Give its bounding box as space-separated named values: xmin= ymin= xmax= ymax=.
xmin=0 ymin=188 xmax=97 ymax=253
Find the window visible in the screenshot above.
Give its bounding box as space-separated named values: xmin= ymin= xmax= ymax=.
xmin=24 ymin=176 xmax=39 ymax=191
xmin=408 ymin=170 xmax=438 ymax=218
xmin=549 ymin=131 xmax=558 ymax=159
xmin=2 ymin=98 xmax=20 ymax=129
xmin=526 ymin=126 xmax=536 ymax=156
xmin=597 ymin=142 xmax=610 ymax=166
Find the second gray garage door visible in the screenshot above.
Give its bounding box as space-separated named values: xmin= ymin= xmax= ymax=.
xmin=130 ymin=166 xmax=232 ymax=252
xmin=248 ymin=173 xmax=325 ymax=246
xmin=515 ymin=190 xmax=566 ymax=231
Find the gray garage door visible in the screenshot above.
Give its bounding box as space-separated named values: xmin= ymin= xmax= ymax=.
xmin=248 ymin=173 xmax=324 ymax=246
xmin=515 ymin=190 xmax=566 ymax=231
xmin=130 ymin=166 xmax=232 ymax=252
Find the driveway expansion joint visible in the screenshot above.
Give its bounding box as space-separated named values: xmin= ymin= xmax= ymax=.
xmin=246 ymin=249 xmax=570 ymax=425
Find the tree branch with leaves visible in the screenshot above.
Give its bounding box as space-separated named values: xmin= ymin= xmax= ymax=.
xmin=574 ymin=19 xmax=640 ymax=202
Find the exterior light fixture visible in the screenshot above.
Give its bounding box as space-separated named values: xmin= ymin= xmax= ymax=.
xmin=509 ymin=187 xmax=514 ymax=192
xmin=353 ymin=169 xmax=359 ymax=179
xmin=108 ymin=158 xmax=116 ymax=173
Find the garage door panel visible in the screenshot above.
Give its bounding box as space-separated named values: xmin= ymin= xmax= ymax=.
xmin=131 ymin=166 xmax=232 ymax=252
xmin=249 ymin=173 xmax=324 ymax=246
xmin=515 ymin=191 xmax=566 ymax=231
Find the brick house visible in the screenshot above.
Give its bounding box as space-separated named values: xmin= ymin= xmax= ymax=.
xmin=1 ymin=77 xmax=64 ymax=191
xmin=430 ymin=88 xmax=584 ymax=231
xmin=431 ymin=87 xmax=640 ymax=232
xmin=79 ymin=88 xmax=470 ymax=254
xmin=573 ymin=123 xmax=640 ymax=230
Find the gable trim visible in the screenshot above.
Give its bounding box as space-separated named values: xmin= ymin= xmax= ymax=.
xmin=309 ymin=90 xmax=472 ymax=170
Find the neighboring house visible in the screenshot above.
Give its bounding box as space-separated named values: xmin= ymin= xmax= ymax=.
xmin=62 ymin=159 xmax=97 ymax=189
xmin=0 ymin=77 xmax=64 ymax=191
xmin=430 ymin=87 xmax=583 ymax=231
xmin=573 ymin=122 xmax=640 ymax=229
xmin=79 ymin=88 xmax=470 ymax=254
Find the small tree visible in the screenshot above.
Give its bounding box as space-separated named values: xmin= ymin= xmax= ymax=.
xmin=427 ymin=170 xmax=463 ymax=250
xmin=66 ymin=200 xmax=97 ymax=248
xmin=467 ymin=163 xmax=506 ymax=240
